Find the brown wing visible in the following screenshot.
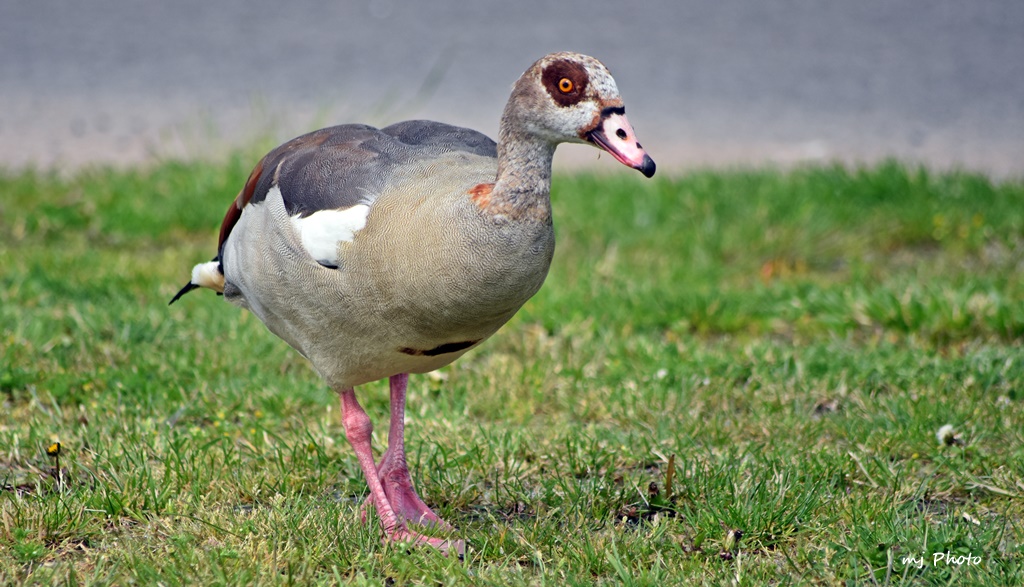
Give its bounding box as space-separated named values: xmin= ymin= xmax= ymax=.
xmin=171 ymin=121 xmax=496 ymax=304
xmin=218 ymin=154 xmax=267 ymax=251
xmin=215 ymin=121 xmax=497 ymax=257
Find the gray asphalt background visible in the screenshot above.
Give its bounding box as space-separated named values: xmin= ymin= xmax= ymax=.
xmin=2 ymin=1 xmax=1022 ymax=176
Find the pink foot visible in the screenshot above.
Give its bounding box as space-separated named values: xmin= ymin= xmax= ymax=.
xmin=361 ymin=449 xmax=453 ymax=530
xmin=387 ymin=528 xmax=466 ymax=557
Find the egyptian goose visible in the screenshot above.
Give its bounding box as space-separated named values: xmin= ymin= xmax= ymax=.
xmin=171 ymin=52 xmax=655 ymax=554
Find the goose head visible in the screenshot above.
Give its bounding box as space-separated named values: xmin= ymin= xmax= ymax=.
xmin=501 ymin=52 xmax=656 ymax=178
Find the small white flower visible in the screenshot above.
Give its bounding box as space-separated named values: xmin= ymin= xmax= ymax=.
xmin=426 ymin=370 xmax=448 ymax=382
xmin=937 ymin=424 xmax=962 ymax=446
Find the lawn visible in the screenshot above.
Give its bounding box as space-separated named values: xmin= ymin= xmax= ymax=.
xmin=1 ymin=157 xmax=1022 ymax=585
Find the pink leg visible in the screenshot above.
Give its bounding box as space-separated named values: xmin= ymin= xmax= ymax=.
xmin=339 ymin=385 xmax=462 ymax=555
xmin=377 ymin=373 xmax=453 ymax=529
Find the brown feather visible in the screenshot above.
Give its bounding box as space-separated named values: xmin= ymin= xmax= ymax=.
xmin=218 ymin=156 xmax=266 ymax=251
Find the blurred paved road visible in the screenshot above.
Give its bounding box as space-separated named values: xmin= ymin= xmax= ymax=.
xmin=1 ymin=0 xmax=1022 ymax=175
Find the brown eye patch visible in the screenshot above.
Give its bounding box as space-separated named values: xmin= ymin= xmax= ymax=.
xmin=541 ymin=59 xmax=588 ymax=107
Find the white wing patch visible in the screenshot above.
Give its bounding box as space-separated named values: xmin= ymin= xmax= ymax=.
xmin=289 ymin=200 xmax=371 ymax=267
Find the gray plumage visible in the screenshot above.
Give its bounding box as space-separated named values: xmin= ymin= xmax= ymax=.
xmin=172 ymin=52 xmax=655 ymax=553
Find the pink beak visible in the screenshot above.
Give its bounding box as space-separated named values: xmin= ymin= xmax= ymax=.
xmin=586 ymin=107 xmax=656 ymax=178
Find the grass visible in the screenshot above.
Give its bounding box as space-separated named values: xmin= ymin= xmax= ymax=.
xmin=1 ymin=157 xmax=1022 ymax=585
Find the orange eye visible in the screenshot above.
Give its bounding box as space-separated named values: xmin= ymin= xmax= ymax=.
xmin=558 ymin=78 xmax=574 ymax=93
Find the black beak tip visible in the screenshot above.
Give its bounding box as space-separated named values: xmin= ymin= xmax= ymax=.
xmin=639 ymin=154 xmax=656 ymax=178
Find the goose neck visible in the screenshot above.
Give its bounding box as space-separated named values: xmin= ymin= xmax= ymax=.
xmin=494 ymin=125 xmax=556 ymax=204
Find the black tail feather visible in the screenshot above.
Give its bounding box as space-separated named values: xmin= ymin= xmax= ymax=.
xmin=169 ymin=282 xmax=199 ymax=305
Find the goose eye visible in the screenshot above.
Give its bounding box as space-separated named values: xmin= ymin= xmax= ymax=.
xmin=558 ymin=78 xmax=574 ymax=93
